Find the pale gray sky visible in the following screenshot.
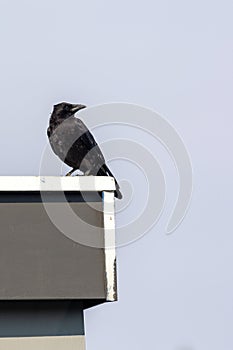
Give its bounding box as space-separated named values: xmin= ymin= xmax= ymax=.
xmin=0 ymin=1 xmax=233 ymax=349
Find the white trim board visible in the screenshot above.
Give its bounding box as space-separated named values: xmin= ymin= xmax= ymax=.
xmin=0 ymin=176 xmax=115 ymax=192
xmin=103 ymin=191 xmax=117 ymax=301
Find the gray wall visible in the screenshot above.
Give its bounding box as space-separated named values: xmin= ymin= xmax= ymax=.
xmin=0 ymin=199 xmax=105 ymax=300
xmin=0 ymin=301 xmax=84 ymax=337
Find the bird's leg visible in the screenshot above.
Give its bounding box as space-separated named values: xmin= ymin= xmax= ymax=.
xmin=65 ymin=168 xmax=76 ymax=176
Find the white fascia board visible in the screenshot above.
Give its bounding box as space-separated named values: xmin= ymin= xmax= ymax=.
xmin=103 ymin=191 xmax=117 ymax=301
xmin=0 ymin=176 xmax=116 ymax=192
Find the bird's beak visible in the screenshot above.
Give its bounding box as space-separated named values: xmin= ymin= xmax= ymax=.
xmin=70 ymin=104 xmax=86 ymax=113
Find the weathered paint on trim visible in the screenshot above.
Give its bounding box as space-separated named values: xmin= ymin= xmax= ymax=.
xmin=103 ymin=191 xmax=117 ymax=301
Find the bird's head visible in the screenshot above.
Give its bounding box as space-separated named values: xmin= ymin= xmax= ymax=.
xmin=52 ymin=102 xmax=86 ymax=119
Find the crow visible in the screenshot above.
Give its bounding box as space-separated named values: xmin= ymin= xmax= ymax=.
xmin=47 ymin=102 xmax=122 ymax=199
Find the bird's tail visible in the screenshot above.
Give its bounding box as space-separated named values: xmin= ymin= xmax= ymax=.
xmin=98 ymin=164 xmax=123 ymax=199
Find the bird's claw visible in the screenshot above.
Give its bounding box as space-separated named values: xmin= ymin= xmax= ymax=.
xmin=65 ymin=170 xmax=74 ymax=176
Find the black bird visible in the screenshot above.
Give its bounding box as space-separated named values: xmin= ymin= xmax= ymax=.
xmin=47 ymin=102 xmax=122 ymax=199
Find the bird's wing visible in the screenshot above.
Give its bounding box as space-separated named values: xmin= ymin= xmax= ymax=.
xmin=71 ymin=118 xmax=106 ymax=168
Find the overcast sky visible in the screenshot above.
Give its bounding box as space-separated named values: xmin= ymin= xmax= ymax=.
xmin=0 ymin=1 xmax=233 ymax=349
